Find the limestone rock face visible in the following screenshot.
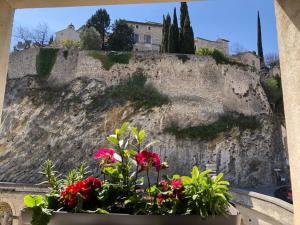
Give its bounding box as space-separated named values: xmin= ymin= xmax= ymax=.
xmin=0 ymin=52 xmax=288 ymax=187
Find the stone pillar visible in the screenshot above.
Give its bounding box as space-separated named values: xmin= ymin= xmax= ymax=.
xmin=275 ymin=0 xmax=300 ymax=224
xmin=0 ymin=0 xmax=14 ymax=118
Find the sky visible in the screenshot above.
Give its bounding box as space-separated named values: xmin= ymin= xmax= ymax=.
xmin=12 ymin=0 xmax=278 ymax=55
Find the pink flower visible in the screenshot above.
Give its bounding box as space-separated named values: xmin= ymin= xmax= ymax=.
xmin=159 ymin=180 xmax=169 ymax=191
xmin=171 ymin=179 xmax=183 ymax=189
xmin=94 ymin=148 xmax=117 ymax=164
xmin=135 ymin=150 xmax=161 ymax=171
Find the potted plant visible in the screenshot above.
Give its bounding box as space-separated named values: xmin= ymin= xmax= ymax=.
xmin=20 ymin=123 xmax=241 ymax=225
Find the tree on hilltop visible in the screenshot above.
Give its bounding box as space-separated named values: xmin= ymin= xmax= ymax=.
xmin=257 ymin=11 xmax=264 ymax=66
xmin=108 ymin=20 xmax=134 ymax=51
xmin=80 ymin=27 xmax=102 ymax=50
xmin=168 ymin=8 xmax=180 ymax=53
xmin=86 ymin=9 xmax=110 ymax=50
xmin=181 ymin=14 xmax=195 ymax=54
xmin=162 ymin=14 xmax=171 ymax=53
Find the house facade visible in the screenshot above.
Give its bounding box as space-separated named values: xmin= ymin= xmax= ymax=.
xmin=55 ymin=24 xmax=80 ymax=44
xmin=125 ymin=21 xmax=163 ymax=52
xmin=194 ymin=37 xmax=230 ymax=55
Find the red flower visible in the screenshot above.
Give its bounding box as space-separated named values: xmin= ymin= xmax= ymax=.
xmin=94 ymin=148 xmax=117 ymax=164
xmin=135 ymin=150 xmax=161 ymax=171
xmin=60 ymin=176 xmax=102 ymax=207
xmin=171 ymin=179 xmax=183 ymax=189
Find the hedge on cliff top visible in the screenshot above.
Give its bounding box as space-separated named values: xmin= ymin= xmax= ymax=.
xmin=89 ymin=51 xmax=133 ymax=70
xmin=36 ymin=48 xmax=59 ymax=79
xmin=196 ymin=47 xmax=246 ymax=67
xmin=164 ymin=114 xmax=261 ymax=141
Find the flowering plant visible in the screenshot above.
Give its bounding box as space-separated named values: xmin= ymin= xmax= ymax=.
xmin=24 ymin=123 xmax=232 ymax=225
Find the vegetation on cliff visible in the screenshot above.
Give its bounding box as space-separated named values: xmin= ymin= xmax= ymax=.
xmin=36 ymin=48 xmax=59 ymax=78
xmin=88 ymin=51 xmax=133 ymax=70
xmin=164 ymin=114 xmax=261 ymax=141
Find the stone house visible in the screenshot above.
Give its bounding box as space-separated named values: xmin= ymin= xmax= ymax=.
xmin=194 ymin=37 xmax=229 ymax=55
xmin=125 ymin=20 xmax=163 ymax=52
xmin=55 ymin=24 xmax=80 ymax=45
xmin=232 ymin=51 xmax=261 ymax=70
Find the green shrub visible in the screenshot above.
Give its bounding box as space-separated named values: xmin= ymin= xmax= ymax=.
xmin=196 ymin=47 xmax=245 ymax=67
xmin=109 ymin=70 xmax=170 ymax=109
xmin=80 ymin=27 xmax=102 ymax=50
xmin=262 ymin=76 xmax=285 ymax=123
xmin=36 ymin=48 xmax=59 ymax=79
xmin=89 ymin=51 xmax=133 ymax=70
xmin=165 ymin=114 xmax=260 ymax=141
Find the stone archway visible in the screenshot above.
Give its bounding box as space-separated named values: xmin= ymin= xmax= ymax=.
xmin=0 ymin=203 xmax=13 ymax=225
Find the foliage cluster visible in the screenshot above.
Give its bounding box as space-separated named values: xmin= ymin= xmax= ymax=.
xmin=196 ymin=47 xmax=246 ymax=67
xmin=88 ymin=51 xmax=133 ymax=70
xmin=24 ymin=123 xmax=232 ymax=225
xmin=107 ymin=20 xmax=134 ymax=52
xmin=36 ymin=48 xmax=59 ymax=79
xmin=262 ymin=76 xmax=285 ymax=123
xmin=60 ymin=40 xmax=80 ymax=50
xmin=109 ymin=71 xmax=170 ymax=109
xmin=86 ymin=9 xmax=110 ymax=50
xmin=162 ymin=3 xmax=195 ymax=54
xmin=164 ymin=114 xmax=261 ymax=141
xmin=80 ymin=27 xmax=102 ymax=51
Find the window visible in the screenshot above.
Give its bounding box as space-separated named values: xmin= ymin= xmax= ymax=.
xmin=144 ymin=35 xmax=151 ymax=44
xmin=134 ymin=34 xmax=139 ymax=43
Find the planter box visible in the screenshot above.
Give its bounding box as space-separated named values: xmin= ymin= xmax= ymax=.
xmin=20 ymin=207 xmax=241 ymax=225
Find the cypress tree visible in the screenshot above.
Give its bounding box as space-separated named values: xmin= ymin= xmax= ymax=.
xmin=173 ymin=8 xmax=180 ymax=53
xmin=179 ymin=2 xmax=188 ymax=52
xmin=161 ymin=15 xmax=166 ymax=52
xmin=257 ymin=11 xmax=264 ymax=66
xmin=163 ymin=14 xmax=171 ymax=53
xmin=168 ymin=8 xmax=180 ymax=53
xmin=168 ymin=24 xmax=176 ymax=53
xmin=182 ymin=15 xmax=195 ymax=54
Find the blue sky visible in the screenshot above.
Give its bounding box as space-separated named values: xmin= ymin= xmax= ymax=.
xmin=12 ymin=0 xmax=278 ymax=55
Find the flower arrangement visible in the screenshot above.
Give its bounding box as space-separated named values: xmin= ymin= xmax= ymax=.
xmin=24 ymin=123 xmax=232 ymax=225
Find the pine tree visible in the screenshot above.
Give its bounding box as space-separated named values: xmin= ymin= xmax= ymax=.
xmin=163 ymin=14 xmax=171 ymax=53
xmin=182 ymin=15 xmax=195 ymax=54
xmin=257 ymin=11 xmax=264 ymax=66
xmin=86 ymin=9 xmax=110 ymax=50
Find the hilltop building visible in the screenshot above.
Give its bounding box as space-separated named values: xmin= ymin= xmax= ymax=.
xmin=125 ymin=20 xmax=163 ymax=52
xmin=55 ymin=24 xmax=80 ymax=45
xmin=194 ymin=37 xmax=230 ymax=55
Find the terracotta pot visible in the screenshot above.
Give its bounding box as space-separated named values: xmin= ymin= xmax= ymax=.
xmin=20 ymin=207 xmax=241 ymax=225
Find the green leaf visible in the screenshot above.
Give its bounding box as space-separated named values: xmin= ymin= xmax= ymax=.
xmin=181 ymin=176 xmax=192 ymax=185
xmin=214 ymin=173 xmax=224 ymax=182
xmin=172 ymin=174 xmax=180 ymax=179
xmin=107 ymin=135 xmax=119 ymax=145
xmin=191 ymin=166 xmax=200 ymax=180
xmin=119 ymin=122 xmax=129 ymax=135
xmin=24 ymin=195 xmax=45 ymax=208
xmin=95 ymin=208 xmax=109 ymax=214
xmin=131 ymin=127 xmax=139 ymax=137
xmin=138 ymin=130 xmax=145 ymax=143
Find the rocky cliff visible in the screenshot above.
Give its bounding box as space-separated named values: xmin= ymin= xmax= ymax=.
xmin=0 ymin=50 xmax=288 ymax=187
